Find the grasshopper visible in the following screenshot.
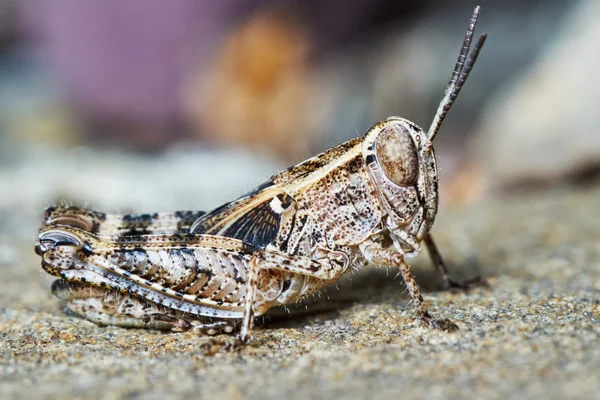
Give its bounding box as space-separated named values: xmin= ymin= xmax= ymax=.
xmin=35 ymin=7 xmax=487 ymax=349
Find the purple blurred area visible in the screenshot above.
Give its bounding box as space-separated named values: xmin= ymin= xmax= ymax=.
xmin=23 ymin=0 xmax=216 ymax=120
xmin=21 ymin=0 xmax=241 ymax=122
xmin=17 ymin=0 xmax=259 ymax=147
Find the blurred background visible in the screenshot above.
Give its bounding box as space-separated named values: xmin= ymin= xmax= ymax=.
xmin=0 ymin=0 xmax=599 ymax=265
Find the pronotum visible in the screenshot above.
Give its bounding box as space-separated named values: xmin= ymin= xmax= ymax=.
xmin=36 ymin=6 xmax=487 ymax=350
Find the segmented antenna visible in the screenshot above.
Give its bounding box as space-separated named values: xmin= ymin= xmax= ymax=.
xmin=427 ymin=6 xmax=487 ymax=142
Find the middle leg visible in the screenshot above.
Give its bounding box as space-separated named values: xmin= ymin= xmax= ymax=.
xmin=203 ymin=247 xmax=349 ymax=351
xmin=237 ymin=247 xmax=350 ymax=337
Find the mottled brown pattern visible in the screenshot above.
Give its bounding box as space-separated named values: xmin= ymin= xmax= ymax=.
xmin=275 ymin=150 xmax=382 ymax=246
xmin=273 ymin=138 xmax=363 ymax=185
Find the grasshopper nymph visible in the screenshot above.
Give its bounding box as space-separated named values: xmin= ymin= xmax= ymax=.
xmin=36 ymin=7 xmax=487 ymax=350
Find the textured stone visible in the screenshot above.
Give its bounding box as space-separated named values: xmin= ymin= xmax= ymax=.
xmin=1 ymin=181 xmax=599 ymax=399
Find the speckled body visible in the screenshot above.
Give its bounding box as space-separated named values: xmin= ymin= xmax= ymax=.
xmin=36 ymin=118 xmax=441 ymax=338
xmin=36 ymin=7 xmax=487 ymax=348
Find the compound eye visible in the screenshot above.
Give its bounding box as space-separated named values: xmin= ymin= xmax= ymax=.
xmin=375 ymin=123 xmax=419 ymax=186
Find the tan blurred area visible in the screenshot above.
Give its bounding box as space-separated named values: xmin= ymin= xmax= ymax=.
xmin=186 ymin=6 xmax=314 ymax=160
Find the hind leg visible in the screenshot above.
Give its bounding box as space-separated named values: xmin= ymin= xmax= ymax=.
xmin=51 ymin=279 xmax=237 ymax=335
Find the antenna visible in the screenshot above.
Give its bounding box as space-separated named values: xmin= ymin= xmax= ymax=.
xmin=427 ymin=6 xmax=487 ymax=142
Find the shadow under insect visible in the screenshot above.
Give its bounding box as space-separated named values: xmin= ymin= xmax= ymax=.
xmin=264 ymin=255 xmax=488 ymax=330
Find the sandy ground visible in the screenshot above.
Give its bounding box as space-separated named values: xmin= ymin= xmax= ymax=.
xmin=1 ymin=183 xmax=599 ymax=400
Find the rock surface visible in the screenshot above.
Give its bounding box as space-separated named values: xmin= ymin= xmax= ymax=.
xmin=471 ymin=0 xmax=600 ymax=187
xmin=1 ymin=183 xmax=599 ymax=400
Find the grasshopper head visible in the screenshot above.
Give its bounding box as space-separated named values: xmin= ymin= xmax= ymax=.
xmin=362 ymin=6 xmax=486 ymax=249
xmin=362 ymin=118 xmax=439 ymax=246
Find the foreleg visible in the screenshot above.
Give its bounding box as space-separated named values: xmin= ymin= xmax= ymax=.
xmin=362 ymin=244 xmax=458 ymax=331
